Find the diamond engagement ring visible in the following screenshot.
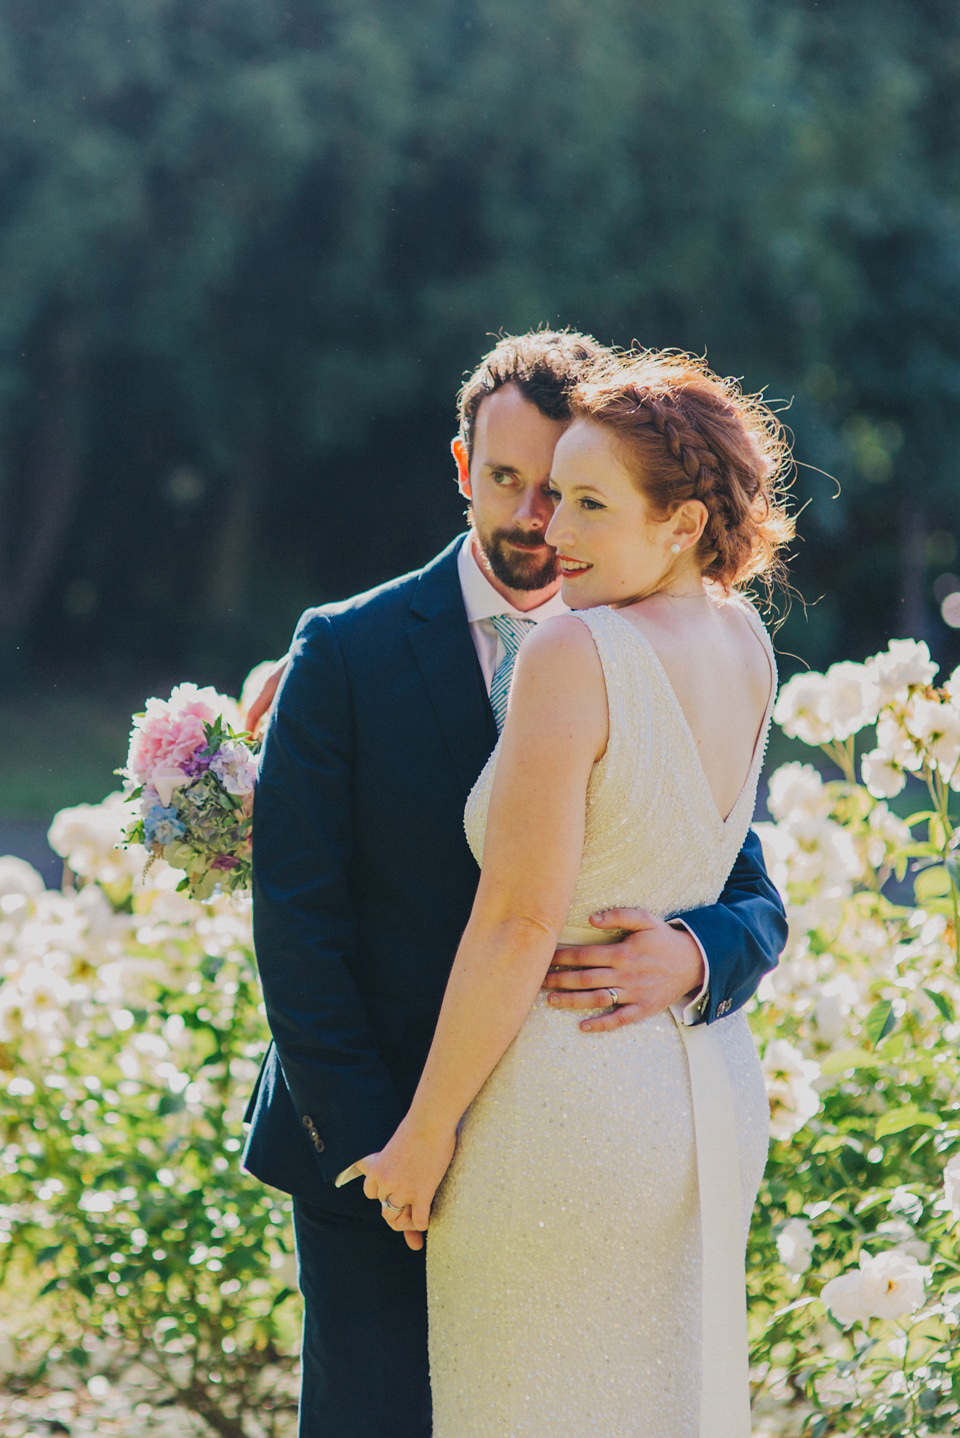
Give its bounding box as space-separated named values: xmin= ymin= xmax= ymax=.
xmin=607 ymin=988 xmax=619 ymax=1008
xmin=381 ymin=1196 xmax=404 ymax=1211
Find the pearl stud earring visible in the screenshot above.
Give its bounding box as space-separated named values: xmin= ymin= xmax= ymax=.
xmin=670 ymin=543 xmax=682 ymax=554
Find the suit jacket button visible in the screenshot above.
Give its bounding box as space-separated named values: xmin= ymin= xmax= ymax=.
xmin=302 ymin=1115 xmax=313 ymax=1129
xmin=314 ymin=1137 xmax=325 ymax=1152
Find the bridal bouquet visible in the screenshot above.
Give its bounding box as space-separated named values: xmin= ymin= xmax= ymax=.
xmin=121 ymin=683 xmax=260 ymax=899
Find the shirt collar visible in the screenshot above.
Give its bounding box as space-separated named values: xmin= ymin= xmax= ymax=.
xmin=457 ymin=533 xmax=568 ymax=624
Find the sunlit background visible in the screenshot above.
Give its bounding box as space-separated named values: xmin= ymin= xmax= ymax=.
xmin=2 ymin=0 xmax=959 ymax=872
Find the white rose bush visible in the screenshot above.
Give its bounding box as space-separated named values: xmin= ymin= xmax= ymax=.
xmin=1 ymin=640 xmax=959 ymax=1434
xmin=0 ymin=796 xmax=298 ymax=1436
xmin=747 ymin=639 xmax=960 ymax=1436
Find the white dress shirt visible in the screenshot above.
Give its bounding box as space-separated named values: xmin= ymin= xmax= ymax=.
xmin=456 ymin=535 xmax=567 ymax=684
xmin=457 ymin=535 xmax=710 ymax=1023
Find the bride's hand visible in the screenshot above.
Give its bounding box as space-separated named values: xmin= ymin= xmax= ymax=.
xmin=353 ymin=1120 xmax=457 ymax=1251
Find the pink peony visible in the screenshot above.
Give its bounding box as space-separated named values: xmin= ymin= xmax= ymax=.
xmin=125 ymin=684 xmax=226 ymax=786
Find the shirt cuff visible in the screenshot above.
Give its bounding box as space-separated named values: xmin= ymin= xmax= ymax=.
xmin=669 ymin=919 xmax=710 ymax=1026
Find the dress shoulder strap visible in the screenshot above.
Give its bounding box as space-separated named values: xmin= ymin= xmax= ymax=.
xmin=567 ymin=606 xmax=658 ymax=781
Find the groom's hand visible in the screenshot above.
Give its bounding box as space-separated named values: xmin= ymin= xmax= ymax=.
xmin=542 ymin=909 xmax=705 ymax=1032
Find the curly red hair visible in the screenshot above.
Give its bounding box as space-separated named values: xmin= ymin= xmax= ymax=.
xmin=570 ymin=350 xmax=795 ymax=594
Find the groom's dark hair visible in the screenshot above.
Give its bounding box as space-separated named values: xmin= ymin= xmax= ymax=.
xmin=457 ymin=329 xmax=607 ymax=459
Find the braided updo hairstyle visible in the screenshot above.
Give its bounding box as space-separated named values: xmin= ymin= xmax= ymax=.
xmin=570 ymin=350 xmax=794 ymax=594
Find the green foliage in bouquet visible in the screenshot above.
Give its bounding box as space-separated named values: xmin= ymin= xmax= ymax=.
xmin=0 ymin=805 xmax=297 ymax=1438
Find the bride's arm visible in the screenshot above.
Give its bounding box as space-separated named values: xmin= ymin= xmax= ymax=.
xmin=353 ymin=615 xmax=608 ymax=1236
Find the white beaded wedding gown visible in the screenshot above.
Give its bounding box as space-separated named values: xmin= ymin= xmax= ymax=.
xmin=426 ymin=601 xmax=775 ymax=1438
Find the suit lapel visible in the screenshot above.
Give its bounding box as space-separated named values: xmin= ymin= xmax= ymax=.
xmin=407 ymin=537 xmax=497 ymax=799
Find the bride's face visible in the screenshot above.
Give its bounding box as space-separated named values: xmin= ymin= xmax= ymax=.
xmin=545 ymin=419 xmax=691 ymax=608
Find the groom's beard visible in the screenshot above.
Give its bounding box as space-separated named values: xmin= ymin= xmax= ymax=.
xmin=469 ymin=509 xmax=560 ymax=592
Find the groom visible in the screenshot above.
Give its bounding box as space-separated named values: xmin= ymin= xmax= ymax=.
xmin=243 ymin=329 xmax=787 ymax=1437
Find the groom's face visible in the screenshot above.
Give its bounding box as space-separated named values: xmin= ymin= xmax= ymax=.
xmin=454 ymin=383 xmax=566 ymax=596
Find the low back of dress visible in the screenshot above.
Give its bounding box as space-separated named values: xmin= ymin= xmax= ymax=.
xmin=464 ymin=599 xmax=776 ymax=930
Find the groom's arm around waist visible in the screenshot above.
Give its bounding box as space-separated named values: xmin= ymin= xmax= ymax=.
xmin=673 ymin=828 xmax=787 ymax=1024
xmin=251 ymin=607 xmax=405 ymax=1183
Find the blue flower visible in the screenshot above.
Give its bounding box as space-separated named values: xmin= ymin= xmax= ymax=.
xmin=143 ymin=803 xmax=186 ymax=847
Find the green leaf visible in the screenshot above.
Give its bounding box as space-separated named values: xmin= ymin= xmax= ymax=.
xmin=914 ymin=865 xmax=952 ymax=902
xmin=812 ymin=1132 xmax=864 ymax=1154
xmin=874 ymin=1104 xmax=941 ymax=1139
xmin=819 ymin=1047 xmax=879 ymax=1076
xmin=923 ymin=988 xmax=955 ymax=1022
xmin=864 ymin=1000 xmax=896 ymax=1049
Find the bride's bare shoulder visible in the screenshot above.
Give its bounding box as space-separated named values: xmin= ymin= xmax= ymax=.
xmin=509 ymin=614 xmax=608 ymax=742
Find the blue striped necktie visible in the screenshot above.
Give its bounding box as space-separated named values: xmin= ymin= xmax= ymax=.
xmin=488 ymin=615 xmax=536 ymax=734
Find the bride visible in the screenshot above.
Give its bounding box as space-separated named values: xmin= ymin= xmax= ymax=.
xmin=352 ymin=350 xmax=794 ymax=1436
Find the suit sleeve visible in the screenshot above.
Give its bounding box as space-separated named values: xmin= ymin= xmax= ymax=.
xmin=671 ymin=828 xmax=787 ymax=1025
xmin=251 ymin=609 xmax=405 ymax=1183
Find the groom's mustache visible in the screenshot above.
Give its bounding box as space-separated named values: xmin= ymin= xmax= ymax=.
xmin=500 ymin=531 xmax=554 ymax=550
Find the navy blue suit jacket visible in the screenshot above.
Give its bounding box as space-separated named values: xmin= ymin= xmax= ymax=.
xmin=243 ymin=536 xmax=787 ymax=1216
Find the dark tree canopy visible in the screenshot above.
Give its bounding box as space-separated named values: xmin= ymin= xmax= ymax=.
xmin=1 ymin=0 xmax=958 ymax=690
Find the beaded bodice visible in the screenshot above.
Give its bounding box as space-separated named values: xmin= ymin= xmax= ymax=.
xmin=464 ymin=600 xmax=776 ymax=926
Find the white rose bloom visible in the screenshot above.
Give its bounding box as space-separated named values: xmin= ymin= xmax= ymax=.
xmin=879 ymin=708 xmax=920 ymax=764
xmin=821 ymin=1249 xmax=929 ymax=1327
xmin=906 ymin=695 xmax=945 ymax=743
xmin=48 ymin=792 xmax=143 ymax=885
xmin=15 ymin=903 xmax=88 ymax=967
xmin=923 ymin=699 xmax=960 ymax=781
xmin=0 ymin=961 xmax=74 ymax=1046
xmin=813 ymin=974 xmax=859 ymax=1045
xmin=792 ymin=891 xmax=848 ymax=940
xmin=860 ymin=749 xmax=906 ymax=799
xmin=763 ymin=1039 xmax=822 ymax=1140
xmin=787 ymin=819 xmax=863 ymax=891
xmin=777 ymin=1217 xmax=816 ymax=1274
xmin=768 ymin=951 xmax=820 ymax=1007
xmin=753 ymin=823 xmax=793 ymax=899
xmin=0 ymin=857 xmax=45 ymax=899
xmin=94 ymin=957 xmax=166 ymax=1008
xmin=904 ymin=693 xmax=960 ymax=778
xmin=944 ymin=1153 xmax=960 ymax=1219
xmin=766 ymin=763 xmax=831 ymax=823
xmin=868 ymin=805 xmax=914 ymax=857
xmin=195 ymin=903 xmax=254 ymax=955
xmin=773 ymin=672 xmax=833 ymax=745
xmin=78 ymin=1190 xmax=116 ymax=1215
xmin=822 ymin=660 xmax=881 ymax=740
xmin=875 ymin=1226 xmax=932 ymax=1265
xmin=945 ymin=665 xmax=960 ymax=704
xmin=868 ymin=639 xmax=939 ymax=704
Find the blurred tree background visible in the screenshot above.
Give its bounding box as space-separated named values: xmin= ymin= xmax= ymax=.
xmin=1 ymin=0 xmax=959 ymax=838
